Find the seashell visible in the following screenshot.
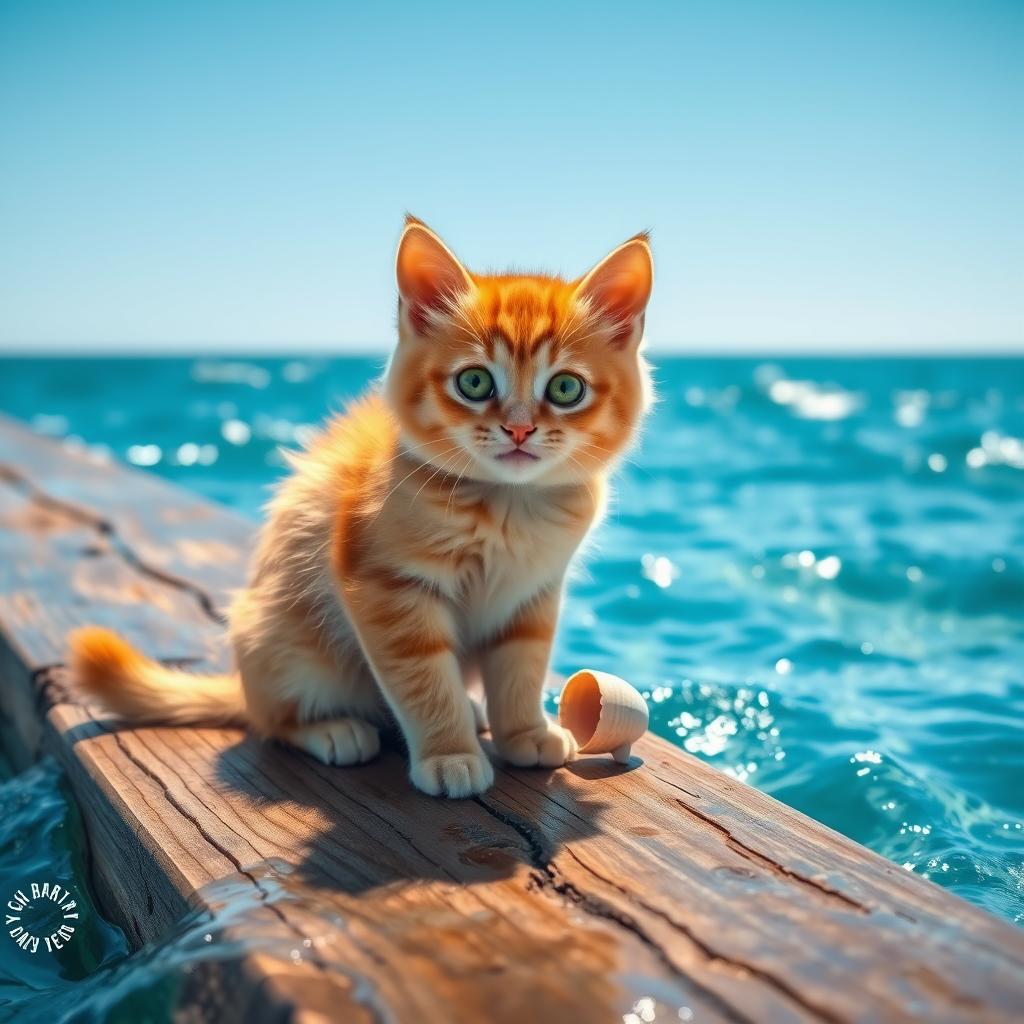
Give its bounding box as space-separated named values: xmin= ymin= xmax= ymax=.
xmin=558 ymin=669 xmax=649 ymax=764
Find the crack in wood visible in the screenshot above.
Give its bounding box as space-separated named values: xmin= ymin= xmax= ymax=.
xmin=473 ymin=794 xmax=551 ymax=871
xmin=475 ymin=790 xmax=849 ymax=1024
xmin=671 ymin=798 xmax=870 ymax=913
xmin=192 ymin=730 xmax=425 ymax=890
xmin=473 ymin=795 xmax=758 ymax=1024
xmin=110 ymin=736 xmax=387 ymax=1023
xmin=321 ymin=780 xmax=462 ymax=883
xmin=105 ymin=725 xmax=396 ymax=1024
xmin=31 ymin=664 xmax=67 ymax=715
xmin=562 ymin=847 xmax=846 ymax=1024
xmin=648 ymin=766 xmax=703 ymax=800
xmin=0 ymin=463 xmax=227 ymax=625
xmin=107 ymin=728 xmax=328 ymax=956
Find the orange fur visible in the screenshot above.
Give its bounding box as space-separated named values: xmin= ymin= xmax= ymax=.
xmin=68 ymin=218 xmax=654 ymax=798
xmin=69 ymin=627 xmax=244 ymax=725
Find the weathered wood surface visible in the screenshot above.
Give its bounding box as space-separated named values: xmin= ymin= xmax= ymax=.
xmin=0 ymin=411 xmax=1022 ymax=1024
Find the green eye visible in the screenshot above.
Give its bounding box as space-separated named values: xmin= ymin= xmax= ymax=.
xmin=546 ymin=372 xmax=585 ymax=407
xmin=456 ymin=367 xmax=495 ymax=401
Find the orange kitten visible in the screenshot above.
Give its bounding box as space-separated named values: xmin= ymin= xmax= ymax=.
xmin=70 ymin=218 xmax=654 ymax=798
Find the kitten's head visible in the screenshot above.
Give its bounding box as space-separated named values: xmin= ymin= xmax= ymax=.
xmin=385 ymin=216 xmax=654 ymax=487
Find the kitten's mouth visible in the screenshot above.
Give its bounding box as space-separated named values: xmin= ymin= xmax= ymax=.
xmin=495 ymin=448 xmax=540 ymax=464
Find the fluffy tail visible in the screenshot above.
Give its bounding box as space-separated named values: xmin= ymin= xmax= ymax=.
xmin=68 ymin=627 xmax=246 ymax=726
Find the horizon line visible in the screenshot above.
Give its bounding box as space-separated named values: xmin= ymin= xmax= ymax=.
xmin=2 ymin=344 xmax=1023 ymax=359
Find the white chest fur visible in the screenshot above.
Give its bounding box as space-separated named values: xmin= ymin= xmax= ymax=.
xmin=448 ymin=485 xmax=597 ymax=643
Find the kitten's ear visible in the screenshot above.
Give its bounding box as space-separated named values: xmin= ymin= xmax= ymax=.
xmin=575 ymin=233 xmax=653 ymax=343
xmin=396 ymin=216 xmax=474 ymax=333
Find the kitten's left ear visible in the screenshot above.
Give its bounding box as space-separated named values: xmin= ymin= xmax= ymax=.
xmin=576 ymin=232 xmax=653 ymax=344
xmin=396 ymin=216 xmax=474 ymax=334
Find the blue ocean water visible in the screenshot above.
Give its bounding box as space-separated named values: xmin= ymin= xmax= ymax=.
xmin=0 ymin=761 xmax=129 ymax=1021
xmin=0 ymin=355 xmax=1021 ymax=1013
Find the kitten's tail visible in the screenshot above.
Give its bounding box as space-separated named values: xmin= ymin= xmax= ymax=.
xmin=68 ymin=627 xmax=246 ymax=726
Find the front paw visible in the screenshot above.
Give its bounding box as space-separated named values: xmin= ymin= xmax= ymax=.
xmin=495 ymin=722 xmax=577 ymax=768
xmin=410 ymin=751 xmax=495 ymax=798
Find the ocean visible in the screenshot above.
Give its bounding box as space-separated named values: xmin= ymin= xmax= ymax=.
xmin=0 ymin=354 xmax=1021 ymax=1017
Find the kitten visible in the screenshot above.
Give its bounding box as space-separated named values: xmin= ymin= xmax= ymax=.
xmin=69 ymin=217 xmax=654 ymax=798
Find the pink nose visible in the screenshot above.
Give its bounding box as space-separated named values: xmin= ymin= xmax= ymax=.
xmin=501 ymin=423 xmax=537 ymax=447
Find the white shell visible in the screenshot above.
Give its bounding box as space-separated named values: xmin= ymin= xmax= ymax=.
xmin=558 ymin=669 xmax=649 ymax=763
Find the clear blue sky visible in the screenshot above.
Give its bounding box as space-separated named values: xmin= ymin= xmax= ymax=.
xmin=1 ymin=0 xmax=1021 ymax=353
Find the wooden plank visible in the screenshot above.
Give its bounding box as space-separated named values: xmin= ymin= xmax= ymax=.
xmin=0 ymin=419 xmax=252 ymax=619
xmin=0 ymin=411 xmax=1022 ymax=1023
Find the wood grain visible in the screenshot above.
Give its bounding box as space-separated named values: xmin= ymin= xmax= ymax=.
xmin=0 ymin=412 xmax=1022 ymax=1023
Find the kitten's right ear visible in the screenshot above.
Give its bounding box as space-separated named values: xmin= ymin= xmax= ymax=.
xmin=575 ymin=232 xmax=653 ymax=345
xmin=396 ymin=217 xmax=474 ymax=333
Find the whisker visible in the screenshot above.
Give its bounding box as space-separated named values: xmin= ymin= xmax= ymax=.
xmin=571 ymin=439 xmax=650 ymax=478
xmin=372 ymin=433 xmax=466 ymax=474
xmin=444 ymin=452 xmax=475 ymax=518
xmin=408 ymin=447 xmax=469 ymax=508
xmin=376 ymin=444 xmax=465 ymax=511
xmin=562 ymin=452 xmax=598 ymax=506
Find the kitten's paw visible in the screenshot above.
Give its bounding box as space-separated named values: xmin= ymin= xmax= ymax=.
xmin=496 ymin=722 xmax=578 ymax=768
xmin=285 ymin=717 xmax=381 ymax=766
xmin=411 ymin=751 xmax=494 ymax=798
